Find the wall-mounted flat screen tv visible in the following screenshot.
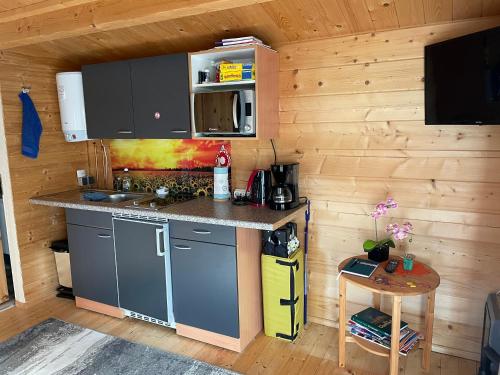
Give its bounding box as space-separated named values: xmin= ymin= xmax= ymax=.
xmin=425 ymin=26 xmax=500 ymax=125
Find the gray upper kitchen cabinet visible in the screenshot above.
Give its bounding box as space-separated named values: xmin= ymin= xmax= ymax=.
xmin=82 ymin=53 xmax=191 ymax=139
xmin=170 ymin=238 xmax=240 ymax=338
xmin=113 ymin=218 xmax=170 ymax=321
xmin=82 ymin=60 xmax=135 ymax=139
xmin=130 ymin=54 xmax=191 ymax=139
xmin=67 ymin=224 xmax=119 ymax=306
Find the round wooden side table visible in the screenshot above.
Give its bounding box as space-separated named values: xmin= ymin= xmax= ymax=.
xmin=337 ymin=255 xmax=440 ymax=375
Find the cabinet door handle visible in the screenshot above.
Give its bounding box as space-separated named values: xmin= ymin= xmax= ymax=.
xmin=232 ymin=93 xmax=239 ymax=129
xmin=97 ymin=234 xmax=111 ymax=239
xmin=156 ymin=228 xmax=166 ymax=257
xmin=173 ymin=245 xmax=191 ymax=250
xmin=117 ymin=130 xmax=133 ymax=134
xmin=170 ymin=130 xmax=188 ymax=133
xmin=192 ymin=229 xmax=211 ymax=235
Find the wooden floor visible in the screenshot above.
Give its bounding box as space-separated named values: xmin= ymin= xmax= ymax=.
xmin=0 ymin=297 xmax=479 ymax=375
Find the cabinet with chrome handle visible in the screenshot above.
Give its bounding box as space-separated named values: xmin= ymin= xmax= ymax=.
xmin=83 ymin=53 xmax=191 ymax=139
xmin=66 ymin=223 xmax=119 ymax=306
xmin=170 ymin=237 xmax=239 ymax=338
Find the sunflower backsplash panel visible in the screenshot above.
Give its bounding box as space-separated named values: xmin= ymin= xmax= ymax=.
xmin=110 ymin=139 xmax=231 ymax=197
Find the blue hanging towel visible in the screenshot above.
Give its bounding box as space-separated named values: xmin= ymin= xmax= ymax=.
xmin=19 ymin=91 xmax=43 ymax=159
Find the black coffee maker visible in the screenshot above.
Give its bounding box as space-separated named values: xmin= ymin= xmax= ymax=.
xmin=270 ymin=163 xmax=299 ymax=210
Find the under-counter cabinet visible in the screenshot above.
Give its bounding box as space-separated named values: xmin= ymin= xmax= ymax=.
xmin=82 ymin=53 xmax=191 ymax=139
xmin=170 ymin=239 xmax=239 ymax=337
xmin=170 ymin=221 xmax=263 ymax=352
xmin=113 ymin=217 xmax=174 ymax=325
xmin=66 ymin=209 xmax=121 ymax=316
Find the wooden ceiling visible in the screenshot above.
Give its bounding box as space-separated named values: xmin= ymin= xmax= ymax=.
xmin=0 ymin=0 xmax=40 ymax=12
xmin=4 ymin=0 xmax=500 ymax=66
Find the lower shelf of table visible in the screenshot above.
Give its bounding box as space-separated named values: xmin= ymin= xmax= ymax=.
xmin=348 ymin=335 xmax=390 ymax=357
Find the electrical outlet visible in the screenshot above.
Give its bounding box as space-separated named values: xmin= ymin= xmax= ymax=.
xmin=233 ymin=189 xmax=246 ymax=198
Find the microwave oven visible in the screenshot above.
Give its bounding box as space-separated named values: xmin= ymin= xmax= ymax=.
xmin=192 ymin=89 xmax=255 ymax=137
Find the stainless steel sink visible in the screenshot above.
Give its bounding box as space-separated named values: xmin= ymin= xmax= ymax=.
xmin=107 ymin=193 xmax=144 ymax=203
xmin=81 ymin=191 xmax=146 ymax=203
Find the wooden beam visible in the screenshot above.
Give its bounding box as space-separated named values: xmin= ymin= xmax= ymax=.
xmin=0 ymin=0 xmax=97 ymax=24
xmin=0 ymin=0 xmax=274 ymax=49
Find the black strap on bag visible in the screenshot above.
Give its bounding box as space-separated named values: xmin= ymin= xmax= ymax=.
xmin=275 ymin=258 xmax=300 ymax=341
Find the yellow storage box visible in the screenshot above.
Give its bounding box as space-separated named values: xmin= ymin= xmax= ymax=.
xmin=219 ymin=63 xmax=255 ymax=82
xmin=261 ymin=248 xmax=304 ymax=341
xmin=219 ymin=63 xmax=255 ymax=72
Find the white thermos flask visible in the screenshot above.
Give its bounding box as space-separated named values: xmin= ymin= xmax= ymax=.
xmin=213 ymin=167 xmax=230 ymax=201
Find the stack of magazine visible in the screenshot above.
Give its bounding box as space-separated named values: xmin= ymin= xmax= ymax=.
xmin=215 ymin=36 xmax=271 ymax=49
xmin=348 ymin=307 xmax=420 ymax=356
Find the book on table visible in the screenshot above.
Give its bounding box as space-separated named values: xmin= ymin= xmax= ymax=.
xmin=338 ymin=258 xmax=379 ymax=278
xmin=352 ymin=307 xmax=408 ymax=337
xmin=348 ymin=307 xmax=419 ymax=356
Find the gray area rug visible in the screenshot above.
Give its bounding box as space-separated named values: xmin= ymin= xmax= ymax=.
xmin=0 ymin=318 xmax=239 ymax=375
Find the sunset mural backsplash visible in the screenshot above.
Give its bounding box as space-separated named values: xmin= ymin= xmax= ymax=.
xmin=110 ymin=139 xmax=231 ymax=196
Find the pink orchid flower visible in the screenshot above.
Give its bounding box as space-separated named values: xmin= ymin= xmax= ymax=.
xmin=386 ymin=221 xmax=413 ymax=241
xmin=370 ymin=197 xmax=398 ymax=219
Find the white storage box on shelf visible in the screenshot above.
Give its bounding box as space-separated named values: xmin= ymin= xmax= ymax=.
xmin=56 ymin=72 xmax=89 ymax=142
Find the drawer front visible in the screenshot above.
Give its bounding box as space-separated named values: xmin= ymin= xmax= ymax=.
xmin=169 ymin=220 xmax=235 ymax=246
xmin=66 ymin=208 xmax=113 ymax=229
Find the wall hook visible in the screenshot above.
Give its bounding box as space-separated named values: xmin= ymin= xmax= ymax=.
xmin=21 ymin=86 xmax=31 ymax=94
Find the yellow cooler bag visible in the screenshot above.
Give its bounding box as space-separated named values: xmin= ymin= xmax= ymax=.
xmin=261 ymin=248 xmax=304 ymax=341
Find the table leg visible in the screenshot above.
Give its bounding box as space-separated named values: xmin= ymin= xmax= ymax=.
xmin=338 ymin=275 xmax=347 ymax=368
xmin=390 ymin=295 xmax=402 ymax=375
xmin=373 ymin=293 xmax=381 ymax=311
xmin=422 ymin=290 xmax=436 ymax=371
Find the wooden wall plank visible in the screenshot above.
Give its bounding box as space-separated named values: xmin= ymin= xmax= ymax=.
xmin=0 ymin=50 xmax=88 ymax=304
xmin=280 ymin=59 xmax=424 ymax=97
xmin=278 ymin=16 xmax=500 ymax=71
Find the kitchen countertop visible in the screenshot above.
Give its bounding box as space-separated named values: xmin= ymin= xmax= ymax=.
xmin=30 ymin=190 xmax=307 ymax=230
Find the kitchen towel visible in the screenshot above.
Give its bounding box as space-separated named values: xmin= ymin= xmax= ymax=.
xmin=19 ymin=91 xmax=43 ymax=159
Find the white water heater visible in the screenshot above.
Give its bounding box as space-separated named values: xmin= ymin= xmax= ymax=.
xmin=56 ymin=72 xmax=89 ymax=142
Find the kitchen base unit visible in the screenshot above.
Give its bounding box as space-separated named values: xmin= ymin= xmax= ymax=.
xmin=31 ymin=197 xmax=307 ymax=353
xmin=173 ymin=227 xmax=263 ymax=353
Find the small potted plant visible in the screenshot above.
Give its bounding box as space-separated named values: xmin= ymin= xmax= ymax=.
xmin=363 ymin=198 xmax=398 ymax=262
xmin=386 ymin=222 xmax=414 ymax=270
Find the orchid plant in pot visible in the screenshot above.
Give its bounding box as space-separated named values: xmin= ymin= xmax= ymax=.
xmin=363 ymin=197 xmax=414 ymax=265
xmin=363 ymin=198 xmax=398 ymax=262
